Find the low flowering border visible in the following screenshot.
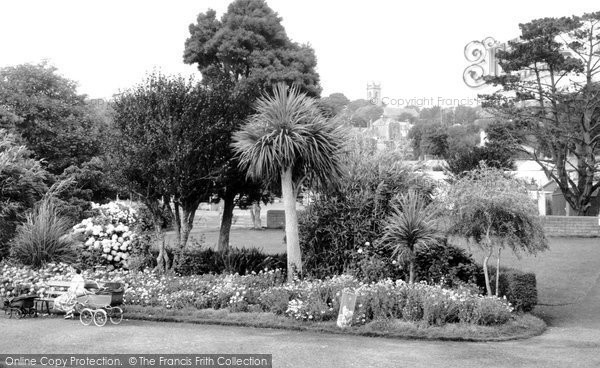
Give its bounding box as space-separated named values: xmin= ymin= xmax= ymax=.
xmin=121 ymin=305 xmax=547 ymax=342
xmin=2 ymin=262 xmax=517 ymax=330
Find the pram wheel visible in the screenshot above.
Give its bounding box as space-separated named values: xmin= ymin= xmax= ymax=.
xmin=80 ymin=308 xmax=93 ymax=326
xmin=93 ymin=309 xmax=107 ymax=327
xmin=109 ymin=307 xmax=123 ymax=325
xmin=11 ymin=309 xmax=23 ymax=319
xmin=28 ymin=308 xmax=37 ymax=318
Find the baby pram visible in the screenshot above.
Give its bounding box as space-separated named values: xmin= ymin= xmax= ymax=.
xmin=4 ymin=294 xmax=38 ymax=319
xmin=74 ymin=282 xmax=124 ymax=327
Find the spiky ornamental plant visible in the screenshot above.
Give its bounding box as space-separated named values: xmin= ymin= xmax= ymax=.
xmin=232 ymin=84 xmax=346 ymax=282
xmin=378 ymin=190 xmax=441 ymax=284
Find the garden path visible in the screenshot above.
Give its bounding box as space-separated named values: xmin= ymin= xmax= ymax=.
xmin=1 ymin=314 xmax=599 ymax=368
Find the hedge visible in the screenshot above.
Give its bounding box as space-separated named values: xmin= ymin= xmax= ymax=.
xmin=483 ymin=267 xmax=537 ymax=312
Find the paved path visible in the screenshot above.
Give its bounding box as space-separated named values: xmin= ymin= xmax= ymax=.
xmin=1 ymin=316 xmax=599 ymax=368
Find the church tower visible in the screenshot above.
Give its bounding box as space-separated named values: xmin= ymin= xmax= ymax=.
xmin=367 ymin=82 xmax=381 ymax=105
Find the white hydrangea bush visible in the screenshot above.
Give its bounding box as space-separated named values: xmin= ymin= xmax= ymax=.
xmin=72 ymin=201 xmax=139 ymax=269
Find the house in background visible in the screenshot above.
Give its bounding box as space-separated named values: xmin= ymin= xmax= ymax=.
xmin=541 ymin=180 xmax=600 ymax=216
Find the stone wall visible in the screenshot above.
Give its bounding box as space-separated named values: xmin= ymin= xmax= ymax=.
xmin=540 ymin=216 xmax=600 ymax=237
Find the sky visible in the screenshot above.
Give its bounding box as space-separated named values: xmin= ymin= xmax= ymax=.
xmin=1 ymin=0 xmax=599 ymax=106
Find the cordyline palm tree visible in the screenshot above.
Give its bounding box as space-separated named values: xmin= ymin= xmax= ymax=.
xmin=232 ymin=83 xmax=346 ymax=282
xmin=378 ymin=190 xmax=440 ymax=284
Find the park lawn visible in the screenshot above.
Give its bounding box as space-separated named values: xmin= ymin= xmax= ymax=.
xmin=159 ymin=227 xmax=286 ymax=254
xmin=453 ymin=237 xmax=600 ymax=306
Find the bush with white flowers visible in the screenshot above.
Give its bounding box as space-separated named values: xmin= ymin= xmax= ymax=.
xmin=72 ymin=202 xmax=138 ymax=269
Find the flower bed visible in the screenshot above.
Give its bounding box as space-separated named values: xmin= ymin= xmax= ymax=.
xmin=1 ymin=262 xmax=514 ymax=327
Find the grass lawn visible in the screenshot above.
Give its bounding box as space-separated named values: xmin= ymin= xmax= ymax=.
xmin=452 ymin=237 xmax=600 ymax=305
xmin=157 ymin=202 xmax=291 ymax=254
xmin=163 ymin=227 xmax=286 ymax=254
xmin=452 ymin=237 xmax=600 ymax=327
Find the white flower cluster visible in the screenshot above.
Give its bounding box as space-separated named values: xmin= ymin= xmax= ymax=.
xmin=73 ymin=202 xmax=139 ymax=269
xmin=91 ymin=201 xmax=137 ymax=225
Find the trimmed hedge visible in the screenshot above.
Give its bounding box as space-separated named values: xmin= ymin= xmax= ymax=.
xmin=482 ymin=267 xmax=537 ymax=312
xmin=498 ymin=270 xmax=537 ymax=312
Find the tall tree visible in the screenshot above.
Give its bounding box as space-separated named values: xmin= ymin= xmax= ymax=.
xmin=0 ymin=62 xmax=107 ymax=175
xmin=483 ymin=12 xmax=600 ymax=215
xmin=112 ymin=73 xmax=232 ymax=270
xmin=318 ymin=93 xmax=350 ymax=118
xmin=232 ymin=84 xmax=346 ymax=281
xmin=183 ymin=0 xmax=322 ymax=251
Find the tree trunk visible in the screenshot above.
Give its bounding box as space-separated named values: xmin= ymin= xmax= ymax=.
xmin=172 ymin=204 xmax=196 ymax=271
xmin=408 ymin=259 xmax=415 ymax=284
xmin=153 ymin=222 xmax=169 ymax=272
xmin=217 ymin=191 xmax=236 ymax=252
xmin=281 ymin=168 xmax=301 ymax=282
xmin=482 ymin=246 xmax=493 ymax=296
xmin=495 ymin=248 xmax=501 ymax=296
xmin=173 ymin=200 xmax=181 ymax=250
xmin=251 ymin=202 xmax=262 ymax=229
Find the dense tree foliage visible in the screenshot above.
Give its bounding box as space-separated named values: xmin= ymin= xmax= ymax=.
xmin=483 ymin=12 xmax=600 ymax=215
xmin=318 ymin=93 xmax=350 ymax=118
xmin=112 ymin=73 xmax=234 ymax=270
xmin=0 ymin=62 xmax=108 ymax=175
xmin=446 ymin=145 xmax=516 ymax=178
xmin=183 ymin=0 xmax=322 ymax=250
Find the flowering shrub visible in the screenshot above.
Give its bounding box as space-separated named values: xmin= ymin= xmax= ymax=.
xmin=71 ymin=202 xmax=139 ymax=269
xmin=0 ymin=262 xmax=515 ymax=327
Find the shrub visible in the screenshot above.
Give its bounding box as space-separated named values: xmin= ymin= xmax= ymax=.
xmin=414 ymin=240 xmax=481 ymax=287
xmin=477 ymin=266 xmax=538 ymax=312
xmin=174 ymin=248 xmax=286 ymax=276
xmin=474 ymin=296 xmax=513 ymax=325
xmin=0 ymin=130 xmax=48 ymax=260
xmin=71 ymin=201 xmax=139 ymax=270
xmin=10 ymin=199 xmax=76 ymax=268
xmin=299 ymin=150 xmax=435 ymax=279
xmin=259 ymin=286 xmax=295 ymax=314
xmin=422 ymin=288 xmax=460 ymax=326
xmin=497 ymin=270 xmax=537 ymax=312
xmin=349 ymin=240 xmax=482 ymax=288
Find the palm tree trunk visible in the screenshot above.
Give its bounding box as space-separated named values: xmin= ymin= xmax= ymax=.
xmin=409 ymin=259 xmax=415 ymax=284
xmin=281 ymin=167 xmax=301 ymax=282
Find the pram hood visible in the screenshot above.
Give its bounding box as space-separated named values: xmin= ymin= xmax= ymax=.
xmin=9 ymin=294 xmax=37 ymax=303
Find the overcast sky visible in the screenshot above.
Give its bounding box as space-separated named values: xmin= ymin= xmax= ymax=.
xmin=1 ymin=1 xmax=598 ymax=106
